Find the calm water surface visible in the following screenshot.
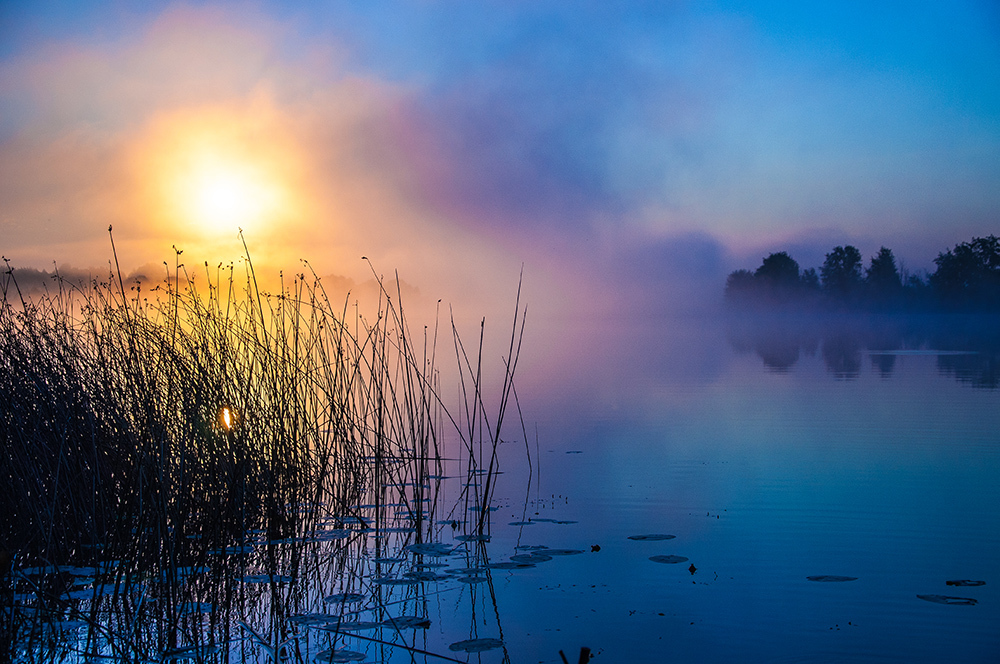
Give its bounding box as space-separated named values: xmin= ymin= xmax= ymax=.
xmin=464 ymin=315 xmax=1000 ymax=663
xmin=20 ymin=315 xmax=997 ymax=663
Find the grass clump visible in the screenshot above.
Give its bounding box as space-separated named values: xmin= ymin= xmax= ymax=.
xmin=0 ymin=231 xmax=526 ymax=662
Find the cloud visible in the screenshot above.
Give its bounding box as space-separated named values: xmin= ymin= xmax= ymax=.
xmin=0 ymin=4 xmax=538 ymax=312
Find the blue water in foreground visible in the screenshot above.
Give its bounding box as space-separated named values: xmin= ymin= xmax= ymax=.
xmin=467 ymin=315 xmax=1000 ymax=663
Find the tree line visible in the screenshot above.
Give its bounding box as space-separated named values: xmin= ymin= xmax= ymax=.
xmin=725 ymin=235 xmax=1000 ymax=312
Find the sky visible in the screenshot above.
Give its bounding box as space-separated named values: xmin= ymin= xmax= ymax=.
xmin=1 ymin=1 xmax=998 ymax=316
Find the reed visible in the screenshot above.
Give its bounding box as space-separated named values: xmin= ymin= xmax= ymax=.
xmin=0 ymin=232 xmax=526 ymax=662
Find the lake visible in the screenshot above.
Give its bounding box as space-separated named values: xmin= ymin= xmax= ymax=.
xmin=483 ymin=314 xmax=1000 ymax=663
xmin=9 ymin=313 xmax=999 ymax=663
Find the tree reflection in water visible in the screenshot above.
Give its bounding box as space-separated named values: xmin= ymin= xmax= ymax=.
xmin=727 ymin=313 xmax=1000 ymax=386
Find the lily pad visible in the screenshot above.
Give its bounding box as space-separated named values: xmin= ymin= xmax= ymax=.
xmin=545 ymin=549 xmax=585 ymax=556
xmin=163 ymin=645 xmax=219 ymax=661
xmin=509 ymin=521 xmax=535 ymax=526
xmin=649 ymin=555 xmax=689 ymax=564
xmin=455 ymin=534 xmax=491 ymax=542
xmin=806 ymin=575 xmax=858 ymax=582
xmin=628 ymin=534 xmax=676 ymax=541
xmin=289 ymin=613 xmax=338 ymax=626
xmin=323 ymin=593 xmax=365 ymax=604
xmin=336 ymin=621 xmax=380 ymax=631
xmin=510 ymin=553 xmax=553 ymax=563
xmin=449 ymin=638 xmax=504 ymax=653
xmin=373 ymin=577 xmax=419 ymax=586
xmin=240 ymin=574 xmax=293 ymax=584
xmin=313 ymin=649 xmax=366 ymax=662
xmin=402 ymin=571 xmax=449 ymax=581
xmin=381 ymin=615 xmax=431 ymax=629
xmin=448 ymin=567 xmax=487 ymax=575
xmin=946 ymin=580 xmax=986 ymax=587
xmin=404 ymin=543 xmax=455 ymax=557
xmin=457 ymin=576 xmax=488 ymax=584
xmin=917 ymin=594 xmax=978 ymax=605
xmin=487 ymin=562 xmax=536 ymax=570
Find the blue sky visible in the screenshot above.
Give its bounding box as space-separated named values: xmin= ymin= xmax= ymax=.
xmin=1 ymin=1 xmax=998 ymax=311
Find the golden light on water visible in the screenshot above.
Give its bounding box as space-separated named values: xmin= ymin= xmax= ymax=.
xmin=132 ymin=104 xmax=307 ymax=241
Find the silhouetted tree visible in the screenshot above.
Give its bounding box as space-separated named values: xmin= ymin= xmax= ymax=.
xmin=929 ymin=235 xmax=1000 ymax=310
xmin=724 ymin=269 xmax=756 ymax=303
xmin=821 ymin=245 xmax=863 ymax=302
xmin=755 ymin=252 xmax=800 ymax=287
xmin=865 ymin=246 xmax=902 ymax=307
xmin=801 ymin=268 xmax=820 ymax=292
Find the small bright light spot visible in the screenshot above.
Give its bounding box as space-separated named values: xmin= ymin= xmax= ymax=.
xmin=219 ymin=406 xmax=234 ymax=430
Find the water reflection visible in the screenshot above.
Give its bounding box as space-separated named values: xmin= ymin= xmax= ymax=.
xmin=727 ymin=313 xmax=1000 ymax=386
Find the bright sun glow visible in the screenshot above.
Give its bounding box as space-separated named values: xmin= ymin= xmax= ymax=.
xmin=180 ymin=151 xmax=282 ymax=232
xmin=134 ymin=106 xmax=304 ymax=239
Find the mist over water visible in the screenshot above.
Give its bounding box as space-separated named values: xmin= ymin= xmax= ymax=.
xmin=495 ymin=309 xmax=1000 ymax=662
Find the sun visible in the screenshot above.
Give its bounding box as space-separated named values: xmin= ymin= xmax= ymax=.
xmin=179 ymin=149 xmax=282 ymax=233
xmin=133 ymin=106 xmax=303 ymax=240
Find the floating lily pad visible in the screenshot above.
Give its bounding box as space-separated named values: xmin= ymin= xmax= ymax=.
xmin=649 ymin=555 xmax=689 ymax=564
xmin=404 ymin=543 xmax=455 ymax=556
xmin=449 ymin=638 xmax=504 ymax=653
xmin=531 ymin=518 xmax=578 ymax=524
xmin=455 ymin=534 xmax=491 ymax=542
xmin=402 ymin=571 xmax=449 ymax=581
xmin=240 ymin=574 xmax=293 ymax=584
xmin=373 ymin=577 xmax=419 ymax=586
xmin=806 ymin=575 xmax=858 ymax=582
xmin=487 ymin=562 xmax=535 ymax=570
xmin=628 ymin=534 xmax=676 ymax=541
xmin=313 ymin=649 xmax=366 ymax=662
xmin=323 ymin=593 xmax=365 ymax=604
xmin=515 ymin=545 xmax=549 ymax=550
xmin=508 ymin=521 xmax=535 ymax=526
xmin=946 ymin=580 xmax=986 ymax=587
xmin=510 ymin=553 xmax=553 ymax=563
xmin=336 ymin=621 xmax=380 ymax=631
xmin=289 ymin=613 xmax=338 ymax=626
xmin=315 ymin=529 xmax=351 ymax=540
xmin=544 ymin=549 xmax=585 ymax=556
xmin=917 ymin=594 xmax=978 ymax=605
xmin=381 ymin=615 xmax=431 ymax=629
xmin=457 ymin=576 xmax=488 ymax=584
xmin=162 ymin=644 xmax=219 ymax=661
xmin=448 ymin=567 xmax=487 ymax=575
